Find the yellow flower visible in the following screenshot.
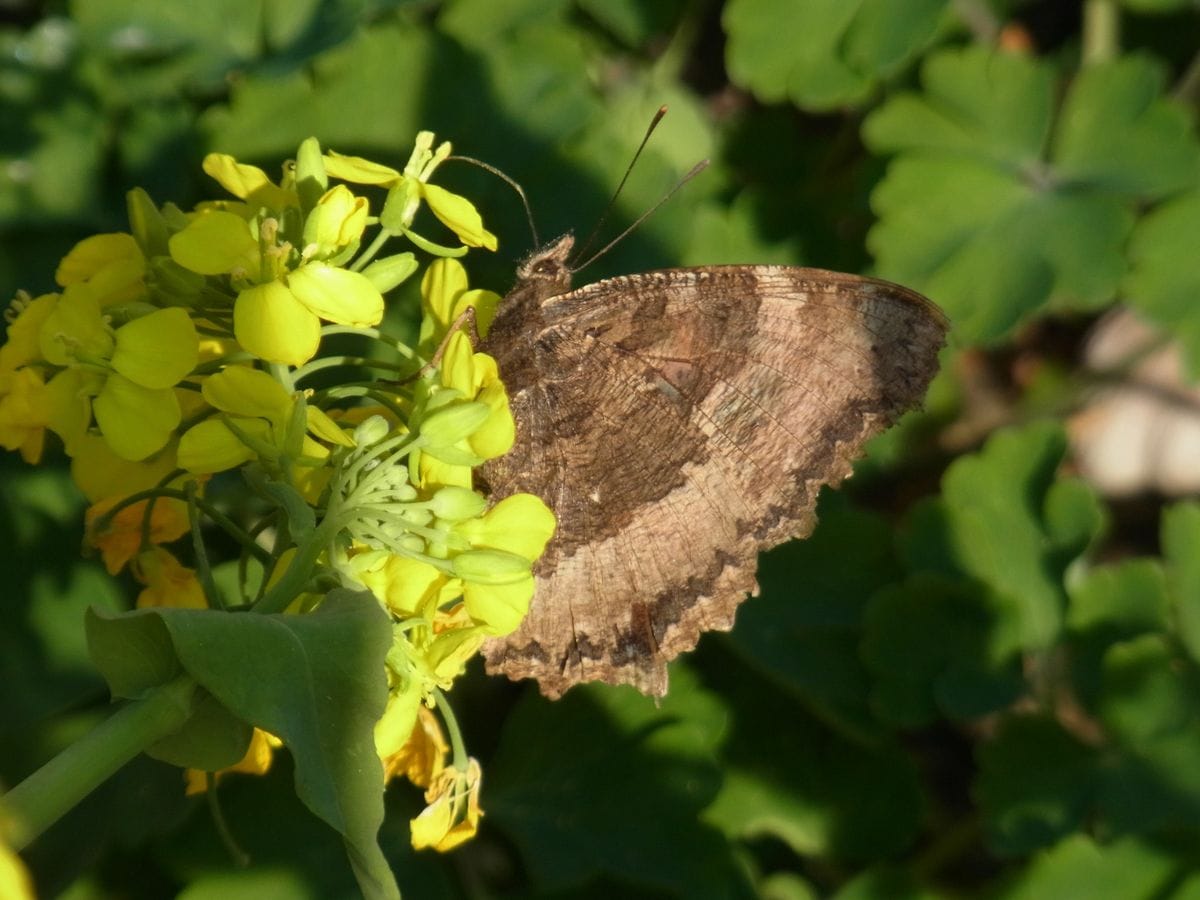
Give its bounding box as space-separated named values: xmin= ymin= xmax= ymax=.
xmin=324 ymin=141 xmax=498 ymax=251
xmin=419 ymin=257 xmax=501 ymax=348
xmin=70 ymin=432 xmax=183 ymax=503
xmin=0 ymin=293 xmax=57 ymax=373
xmin=132 ymin=546 xmax=206 ymax=609
xmin=185 ymin=728 xmax=283 ymax=795
xmin=86 ymin=492 xmax=191 ymax=575
xmin=37 ymin=285 xmax=198 ymax=460
xmin=454 ymin=493 xmax=556 ymax=635
xmin=410 ymin=758 xmax=482 ymax=852
xmin=380 ymin=705 xmax=449 ymax=787
xmin=177 ymin=366 xmax=350 ymax=478
xmin=169 ymin=209 xmax=385 ymax=366
xmin=202 ymin=153 xmax=299 ymax=211
xmin=0 ymin=368 xmax=48 ymax=463
xmin=304 ymin=184 xmax=369 ymax=255
xmin=55 ymin=232 xmax=146 ymax=306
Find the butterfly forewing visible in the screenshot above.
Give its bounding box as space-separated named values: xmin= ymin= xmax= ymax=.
xmin=480 ymin=253 xmax=947 ymax=698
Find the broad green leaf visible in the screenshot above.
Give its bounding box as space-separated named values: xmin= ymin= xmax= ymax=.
xmin=86 ymin=606 xmax=179 ymax=698
xmin=487 ymin=665 xmax=753 ymax=898
xmin=149 ymin=689 xmax=253 ymax=771
xmin=994 ymin=835 xmax=1180 ymax=900
xmin=976 ymin=717 xmax=1098 ymax=855
xmin=865 ymin=49 xmax=1200 ymax=343
xmin=1162 ymin=501 xmax=1200 ymax=662
xmin=723 ymin=0 xmax=947 ymax=110
xmin=862 ymin=572 xmax=1023 ymax=726
xmin=1123 ymin=187 xmax=1200 ymax=377
xmin=85 ymin=590 xmax=396 ymax=900
xmin=703 ymin=660 xmax=923 ymax=861
xmin=726 ymin=495 xmax=902 ymax=738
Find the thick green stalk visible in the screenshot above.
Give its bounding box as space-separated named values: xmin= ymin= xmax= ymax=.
xmin=1 ymin=675 xmax=198 ymax=850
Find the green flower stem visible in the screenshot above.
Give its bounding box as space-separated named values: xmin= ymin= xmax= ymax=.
xmin=1082 ymin=0 xmax=1119 ymax=65
xmin=430 ymin=688 xmax=468 ymax=771
xmin=1 ymin=674 xmax=198 ymax=851
xmin=252 ymin=510 xmax=345 ymax=614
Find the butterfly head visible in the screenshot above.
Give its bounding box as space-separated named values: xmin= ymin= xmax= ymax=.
xmin=515 ymin=234 xmax=575 ymax=294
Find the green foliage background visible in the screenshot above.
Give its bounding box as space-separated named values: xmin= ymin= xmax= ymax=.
xmin=4 ymin=0 xmax=1200 ymax=897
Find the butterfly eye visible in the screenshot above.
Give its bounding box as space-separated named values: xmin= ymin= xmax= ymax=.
xmin=532 ymin=260 xmax=558 ymax=276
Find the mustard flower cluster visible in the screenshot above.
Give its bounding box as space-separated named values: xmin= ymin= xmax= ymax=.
xmin=0 ymin=134 xmax=554 ymax=852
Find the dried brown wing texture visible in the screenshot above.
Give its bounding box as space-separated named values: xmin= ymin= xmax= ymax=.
xmin=480 ymin=264 xmax=947 ymax=698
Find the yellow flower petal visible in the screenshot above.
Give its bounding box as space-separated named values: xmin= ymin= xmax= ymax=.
xmin=0 ymin=293 xmax=57 ymax=373
xmin=0 ymin=368 xmax=48 ymax=463
xmin=234 ymin=280 xmax=322 ymax=366
xmin=376 ymin=686 xmax=425 ymax=778
xmin=71 ymin=433 xmax=181 ymax=502
xmin=201 ymin=365 xmax=290 ymax=421
xmin=178 ymin=417 xmax=268 ymax=474
xmin=322 ymin=151 xmax=403 ymax=185
xmin=203 ymin=153 xmax=298 ymax=209
xmin=306 ymin=404 xmax=355 ymax=447
xmin=169 ymin=210 xmax=259 ymax=276
xmin=410 ymin=759 xmax=482 ymax=852
xmin=43 ymin=368 xmax=95 ymax=457
xmin=304 ymin=184 xmax=369 ymax=252
xmin=93 ymin=374 xmax=181 ymax=461
xmin=56 ymin=232 xmax=141 ymax=286
xmin=287 ymin=263 xmax=384 ymax=327
xmin=462 ymin=576 xmax=535 ymax=635
xmin=110 ymin=307 xmax=198 ymax=389
xmin=133 ymin=546 xmax=207 ymax=609
xmin=456 ymin=493 xmax=556 ymax=560
xmin=420 ymin=184 xmax=498 ymax=250
xmin=38 ymin=284 xmax=113 ymax=367
xmin=86 ymin=493 xmax=190 ymax=574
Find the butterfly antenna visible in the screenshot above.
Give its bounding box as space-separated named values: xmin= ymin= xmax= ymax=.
xmin=446 ymin=155 xmax=539 ymax=247
xmin=571 ymin=104 xmax=669 ymax=266
xmin=572 ymin=159 xmax=709 ymax=275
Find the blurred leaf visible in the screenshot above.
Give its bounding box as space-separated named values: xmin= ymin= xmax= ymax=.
xmin=832 ymin=868 xmax=950 ymax=900
xmin=1120 ymin=0 xmax=1194 ymax=9
xmin=993 ymin=835 xmax=1181 ymax=900
xmin=487 ymin=666 xmax=753 ymax=898
xmin=723 ymin=0 xmax=947 ymax=110
xmin=202 ymin=24 xmax=434 ymax=160
xmin=72 ymin=0 xmax=265 ymax=96
xmin=862 ymin=572 xmax=1023 ymax=726
xmin=976 ymin=716 xmax=1098 ymax=855
xmin=1066 ymin=560 xmax=1169 ymax=636
xmin=1123 ymin=187 xmax=1200 ymax=377
xmin=576 ymin=0 xmax=688 ymax=47
xmin=1162 ymin=501 xmax=1200 ymax=663
xmin=727 ymin=495 xmax=901 ymax=738
xmin=703 ymin=658 xmax=923 ymax=861
xmin=902 ymin=422 xmax=1099 ymax=650
xmin=1099 ymin=634 xmax=1198 ymax=744
xmin=865 ymin=50 xmax=1200 ymax=341
xmin=1065 ymin=559 xmax=1170 ymax=705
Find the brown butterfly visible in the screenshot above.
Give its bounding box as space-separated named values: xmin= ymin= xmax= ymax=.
xmin=478 ymin=234 xmax=947 ymax=698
